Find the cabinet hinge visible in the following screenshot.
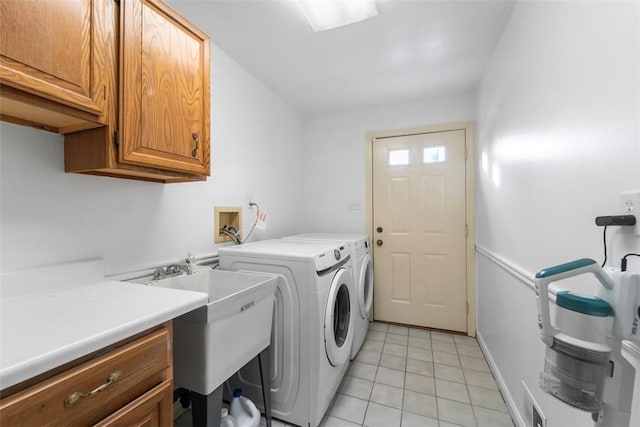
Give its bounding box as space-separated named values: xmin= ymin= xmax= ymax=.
xmin=103 ymin=85 xmax=106 ymax=100
xmin=467 ymin=302 xmax=469 ymax=315
xmin=464 ymin=144 xmax=468 ymax=160
xmin=113 ymin=130 xmax=119 ymax=148
xmin=465 ymin=224 xmax=469 ymax=237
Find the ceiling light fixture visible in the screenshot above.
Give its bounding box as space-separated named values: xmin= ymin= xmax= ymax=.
xmin=298 ymin=0 xmax=378 ymax=32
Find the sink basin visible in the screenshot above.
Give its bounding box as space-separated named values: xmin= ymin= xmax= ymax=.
xmin=143 ymin=268 xmax=277 ymax=395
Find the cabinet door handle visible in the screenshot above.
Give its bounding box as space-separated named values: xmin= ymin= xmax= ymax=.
xmin=64 ymin=371 xmax=122 ymax=407
xmin=376 ymin=239 xmax=383 ymax=246
xmin=191 ymin=132 xmax=199 ymax=158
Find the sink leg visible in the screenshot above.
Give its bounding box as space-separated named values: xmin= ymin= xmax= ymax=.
xmin=258 ymin=346 xmax=272 ymax=427
xmin=190 ymin=386 xmax=222 ymax=427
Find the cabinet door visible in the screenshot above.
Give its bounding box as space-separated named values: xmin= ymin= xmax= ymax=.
xmin=120 ymin=0 xmax=210 ymax=176
xmin=94 ymin=381 xmax=173 ymax=427
xmin=0 ymin=0 xmax=107 ymax=117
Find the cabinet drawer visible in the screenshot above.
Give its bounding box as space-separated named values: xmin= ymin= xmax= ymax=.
xmin=0 ymin=326 xmax=171 ymax=427
xmin=95 ymin=380 xmax=172 ymax=427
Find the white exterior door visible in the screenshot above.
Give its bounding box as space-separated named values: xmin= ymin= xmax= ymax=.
xmin=372 ymin=130 xmax=467 ymax=332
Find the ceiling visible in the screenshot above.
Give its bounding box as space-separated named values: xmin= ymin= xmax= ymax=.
xmin=170 ymin=0 xmax=515 ymax=115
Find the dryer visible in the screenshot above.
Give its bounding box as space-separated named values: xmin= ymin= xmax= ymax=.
xmin=283 ymin=234 xmax=373 ymax=360
xmin=219 ymin=239 xmax=354 ymax=427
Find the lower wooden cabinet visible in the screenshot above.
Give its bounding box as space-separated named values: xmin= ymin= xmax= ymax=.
xmin=0 ymin=322 xmax=174 ymax=427
xmin=96 ymin=381 xmax=173 ymax=427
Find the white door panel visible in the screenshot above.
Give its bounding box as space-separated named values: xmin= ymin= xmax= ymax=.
xmin=373 ymin=130 xmax=467 ymax=332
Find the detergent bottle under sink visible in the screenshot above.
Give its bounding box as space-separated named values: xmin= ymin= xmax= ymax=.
xmin=229 ymin=388 xmax=260 ymax=427
xmin=220 ymin=408 xmax=238 ymax=427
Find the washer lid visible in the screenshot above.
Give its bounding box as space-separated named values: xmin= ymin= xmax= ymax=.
xmin=219 ymin=239 xmax=348 ymax=271
xmin=285 ymin=233 xmax=368 ymax=244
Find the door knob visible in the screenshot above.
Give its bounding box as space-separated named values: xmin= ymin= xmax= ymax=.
xmin=376 ymin=239 xmax=383 ymax=246
xmin=376 ymin=227 xmax=383 ymax=233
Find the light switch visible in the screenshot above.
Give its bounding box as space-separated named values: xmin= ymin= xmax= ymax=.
xmin=348 ymin=200 xmax=362 ymax=211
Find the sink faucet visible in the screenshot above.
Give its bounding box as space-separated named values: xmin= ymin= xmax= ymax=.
xmin=165 ymin=264 xmax=191 ymax=275
xmin=185 ymin=252 xmax=195 ymax=274
xmin=152 ymin=254 xmax=196 ymax=280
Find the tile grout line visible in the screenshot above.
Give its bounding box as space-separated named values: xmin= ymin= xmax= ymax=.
xmin=365 ymin=323 xmax=514 ymax=426
xmin=399 ymin=330 xmax=409 ymax=427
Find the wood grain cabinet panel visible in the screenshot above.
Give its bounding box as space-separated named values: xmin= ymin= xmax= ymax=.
xmin=1 ymin=0 xmax=210 ymax=182
xmin=0 ymin=0 xmax=108 ymax=132
xmin=95 ymin=381 xmax=173 ymax=427
xmin=0 ymin=323 xmax=173 ymax=427
xmin=64 ymin=0 xmax=211 ymax=182
xmin=120 ymin=0 xmax=210 ymax=176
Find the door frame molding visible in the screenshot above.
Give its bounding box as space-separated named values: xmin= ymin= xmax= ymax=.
xmin=365 ymin=121 xmax=476 ymax=337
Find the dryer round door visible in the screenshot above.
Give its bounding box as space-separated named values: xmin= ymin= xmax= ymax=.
xmin=325 ymin=267 xmax=353 ymax=367
xmin=358 ymin=253 xmax=373 ymax=319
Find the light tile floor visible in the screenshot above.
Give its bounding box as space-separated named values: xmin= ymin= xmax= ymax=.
xmin=177 ymin=322 xmax=514 ymax=427
xmin=320 ymin=322 xmax=514 ymax=427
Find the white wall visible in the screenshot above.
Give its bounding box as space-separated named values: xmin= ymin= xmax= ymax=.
xmin=476 ymin=1 xmax=640 ymax=426
xmin=0 ymin=43 xmax=304 ymax=276
xmin=301 ymin=93 xmax=476 ymax=233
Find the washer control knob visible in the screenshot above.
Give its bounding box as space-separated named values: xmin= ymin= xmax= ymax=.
xmin=334 ymin=249 xmax=341 ymax=260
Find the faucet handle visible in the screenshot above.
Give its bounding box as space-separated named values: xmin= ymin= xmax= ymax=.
xmin=184 ymin=252 xmax=196 ymax=275
xmin=152 ymin=267 xmax=165 ymax=280
xmin=165 ymin=265 xmax=181 ymax=274
xmin=185 ymin=251 xmax=196 ymax=265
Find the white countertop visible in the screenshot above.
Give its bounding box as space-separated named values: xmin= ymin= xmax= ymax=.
xmin=0 ymin=280 xmax=208 ymax=390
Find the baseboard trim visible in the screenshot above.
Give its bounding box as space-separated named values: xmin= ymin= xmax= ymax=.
xmin=477 ymin=330 xmax=526 ymax=427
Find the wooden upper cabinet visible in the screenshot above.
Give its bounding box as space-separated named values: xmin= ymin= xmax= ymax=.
xmin=2 ymin=0 xmax=210 ymax=182
xmin=0 ymin=0 xmax=108 ymax=132
xmin=120 ymin=0 xmax=210 ymax=176
xmin=63 ymin=0 xmax=211 ymax=182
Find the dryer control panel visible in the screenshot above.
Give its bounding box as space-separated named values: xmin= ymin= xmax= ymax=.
xmin=314 ymin=245 xmax=349 ymax=272
xmin=354 ymin=238 xmax=370 ymax=252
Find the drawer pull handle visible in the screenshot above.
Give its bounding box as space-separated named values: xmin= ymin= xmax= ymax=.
xmin=64 ymin=371 xmax=122 ymax=407
xmin=191 ymin=132 xmax=199 ymax=158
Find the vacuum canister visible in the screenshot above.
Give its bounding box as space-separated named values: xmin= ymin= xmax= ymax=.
xmin=540 ymin=291 xmax=613 ymax=412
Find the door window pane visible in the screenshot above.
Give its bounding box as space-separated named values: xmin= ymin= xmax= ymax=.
xmin=388 ymin=149 xmax=410 ymax=166
xmin=423 ymin=146 xmax=446 ymax=163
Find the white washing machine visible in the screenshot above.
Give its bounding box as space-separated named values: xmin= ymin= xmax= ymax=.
xmin=283 ymin=234 xmax=373 ymax=360
xmin=219 ymin=239 xmax=354 ymax=427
